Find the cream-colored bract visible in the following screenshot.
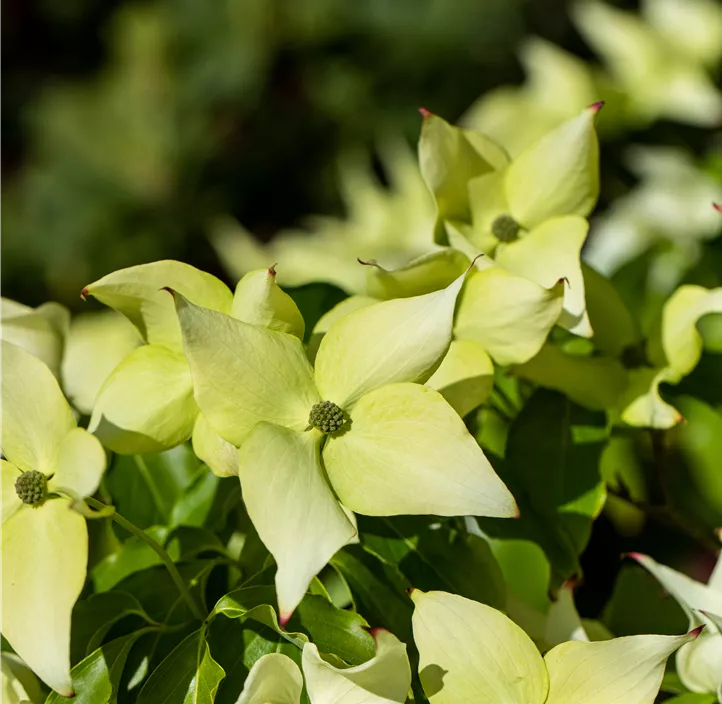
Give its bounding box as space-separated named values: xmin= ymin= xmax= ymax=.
xmin=235 ymin=630 xmax=411 ymax=704
xmin=411 ymin=589 xmax=699 ymax=704
xmin=631 ymin=551 xmax=722 ymax=696
xmin=170 ymin=268 xmax=517 ymax=618
xmin=82 ymin=261 xmax=306 ymax=464
xmin=419 ymin=108 xmax=601 ymax=339
xmin=0 ymin=341 xmax=107 ymax=696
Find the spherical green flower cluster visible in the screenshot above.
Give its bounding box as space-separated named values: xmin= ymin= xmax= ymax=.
xmin=308 ymin=400 xmax=346 ymax=434
xmin=15 ymin=470 xmax=47 ymax=506
xmin=491 ymin=214 xmax=520 ymax=243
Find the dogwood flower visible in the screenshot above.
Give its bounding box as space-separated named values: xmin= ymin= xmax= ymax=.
xmin=309 ymin=251 xmax=565 ymax=418
xmin=167 ymin=268 xmax=517 ymax=620
xmin=1 ymin=342 xmax=107 ymax=696
xmin=236 ymin=629 xmax=411 ymax=704
xmin=0 ymin=297 xmax=69 ymax=379
xmin=629 ymin=551 xmax=722 ymax=700
xmin=411 ymin=589 xmax=701 ymax=704
xmin=212 ymin=139 xmax=437 ymax=294
xmin=81 ymin=261 xmax=303 ymax=474
xmin=419 ymin=105 xmax=602 ymax=338
xmin=574 ymin=0 xmax=722 ymax=127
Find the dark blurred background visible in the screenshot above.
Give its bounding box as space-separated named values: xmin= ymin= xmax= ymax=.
xmin=2 ymin=0 xmax=657 ymax=309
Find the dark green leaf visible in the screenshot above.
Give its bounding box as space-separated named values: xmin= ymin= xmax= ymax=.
xmin=360 ymin=516 xmax=506 ymax=610
xmin=136 ymin=628 xmax=224 ymax=704
xmin=71 ymin=591 xmax=157 ymax=663
xmin=477 ymin=390 xmax=607 ymax=586
xmin=105 ymin=446 xmax=202 ymax=529
xmin=170 ymin=471 xmax=221 ymax=528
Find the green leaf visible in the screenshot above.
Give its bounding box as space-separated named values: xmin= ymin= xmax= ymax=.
xmin=46 ymin=629 xmax=151 ymax=704
xmin=331 ymin=546 xmax=413 ymax=642
xmin=360 ymin=516 xmax=506 ymax=611
xmin=477 ymin=389 xmax=607 ymax=585
xmin=71 ymin=591 xmax=157 ymax=663
xmin=105 ymin=446 xmax=201 ymax=529
xmin=169 ymin=471 xmax=221 ymax=528
xmin=662 ymin=694 xmax=718 ymax=704
xmin=136 ymin=628 xmax=224 ymax=704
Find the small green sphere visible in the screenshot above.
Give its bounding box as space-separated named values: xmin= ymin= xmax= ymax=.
xmin=492 ymin=214 xmax=520 ymax=243
xmin=15 ymin=470 xmax=47 ymax=506
xmin=308 ymin=400 xmax=347 ymax=434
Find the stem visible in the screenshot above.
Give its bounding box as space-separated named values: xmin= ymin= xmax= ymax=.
xmin=85 ymin=496 xmax=206 ymax=621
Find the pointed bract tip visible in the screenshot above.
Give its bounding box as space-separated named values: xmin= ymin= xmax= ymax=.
xmin=419 ymin=107 xmax=432 ymax=119
xmin=80 ymin=287 xmax=89 ymax=301
xmin=369 ymin=627 xmax=388 ymax=642
xmin=626 ymin=551 xmax=645 ymax=562
xmin=558 ymin=276 xmax=571 ymax=288
xmin=268 ymin=263 xmax=278 ymax=277
xmin=562 ymin=577 xmax=578 ymax=591
xmin=160 ymin=286 xmax=176 ymax=298
xmin=357 ymin=257 xmax=379 ymax=268
xmin=713 ymin=203 xmax=722 ymax=213
xmin=588 ymin=100 xmax=605 ymax=113
xmin=688 ymin=624 xmax=705 ymax=639
xmin=279 ymin=612 xmax=291 ymax=629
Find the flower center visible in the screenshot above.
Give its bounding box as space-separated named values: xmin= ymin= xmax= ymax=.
xmin=15 ymin=470 xmax=47 ymax=506
xmin=308 ymin=401 xmax=347 ymax=434
xmin=492 ymin=214 xmax=520 ymax=243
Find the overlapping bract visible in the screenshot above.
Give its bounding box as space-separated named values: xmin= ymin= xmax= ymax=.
xmin=1 ymin=342 xmax=107 ymax=696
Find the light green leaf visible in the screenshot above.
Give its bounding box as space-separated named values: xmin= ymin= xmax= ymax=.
xmin=323 ymin=383 xmax=517 ymax=518
xmin=544 ymin=629 xmax=700 ymax=704
xmin=1 ymin=498 xmax=87 ymax=696
xmin=192 ymin=413 xmax=238 ymax=478
xmin=363 ymin=250 xmax=470 ymax=300
xmin=88 ymin=344 xmax=198 ymax=454
xmin=496 ymin=215 xmax=591 ymax=337
xmin=61 ymin=310 xmax=142 ymax=415
xmin=172 ymin=293 xmax=318 ymax=446
xmin=505 ymin=105 xmax=601 ymax=229
xmin=545 ymin=584 xmax=590 ymax=646
xmin=648 ymin=286 xmax=722 ymax=376
xmin=235 ymin=653 xmax=302 ymax=704
xmin=314 ymin=268 xmax=469 ymax=409
xmin=513 ymin=344 xmax=627 ymax=411
xmin=454 ymin=266 xmax=565 ymax=366
xmin=418 ymin=112 xmax=509 ymax=241
xmin=302 ymin=629 xmax=411 ymax=704
xmin=232 ymin=267 xmax=305 ymax=339
xmin=0 ymin=340 xmax=75 ymax=474
xmin=1 ymin=460 xmax=23 ymax=525
xmin=48 ymin=427 xmax=106 ymax=499
xmin=0 ymin=298 xmax=69 ymax=379
xmin=237 ymin=422 xmax=356 ymax=621
xmin=411 ymin=590 xmax=548 ymax=704
xmin=426 ymin=339 xmax=494 ymax=417
xmin=82 ymin=260 xmax=233 ymax=351
xmin=582 ymin=264 xmax=640 ymax=357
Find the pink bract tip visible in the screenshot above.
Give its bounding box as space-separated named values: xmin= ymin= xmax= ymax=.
xmin=405 ymin=587 xmax=415 ymax=596
xmin=418 ymin=107 xmax=432 ymax=118
xmin=626 ymin=552 xmax=645 ymax=562
xmin=688 ymin=624 xmax=705 ymax=639
xmin=279 ymin=612 xmax=291 ymax=628
xmin=713 ymin=203 xmax=722 ymax=213
xmin=160 ymin=286 xmax=176 ymax=298
xmin=588 ymin=100 xmax=605 ymax=113
xmin=268 ymin=263 xmax=278 ymax=276
xmin=80 ymin=287 xmax=89 ymax=301
xmin=369 ymin=627 xmax=387 ymax=641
